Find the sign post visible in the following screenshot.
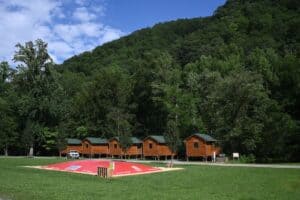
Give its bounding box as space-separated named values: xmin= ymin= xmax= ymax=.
xmin=233 ymin=152 xmax=239 ymax=160
xmin=108 ymin=161 xmax=115 ymax=178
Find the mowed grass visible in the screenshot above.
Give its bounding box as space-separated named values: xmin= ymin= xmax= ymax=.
xmin=0 ymin=158 xmax=299 ymax=200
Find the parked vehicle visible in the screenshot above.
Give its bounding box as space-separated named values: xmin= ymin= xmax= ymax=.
xmin=67 ymin=150 xmax=80 ymax=159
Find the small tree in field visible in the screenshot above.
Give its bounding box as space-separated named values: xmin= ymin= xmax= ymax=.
xmin=119 ymin=134 xmax=132 ymax=159
xmin=56 ymin=134 xmax=67 ymax=157
xmin=164 ymin=119 xmax=181 ymax=167
xmin=42 ymin=128 xmax=58 ymax=154
xmin=118 ymin=119 xmax=132 ymax=159
xmin=55 ymin=123 xmax=67 ymax=157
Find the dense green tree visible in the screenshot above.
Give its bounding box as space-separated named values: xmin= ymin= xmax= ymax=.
xmin=0 ymin=62 xmax=15 ymax=83
xmin=151 ymin=53 xmax=184 ymax=162
xmin=73 ymin=66 xmax=135 ymax=137
xmin=56 ymin=123 xmax=68 ymax=157
xmin=13 ymin=39 xmax=55 ymax=156
xmin=0 ymin=97 xmax=17 ymax=156
xmin=75 ymin=126 xmax=88 ymax=139
xmin=42 ymin=128 xmax=58 ymax=153
xmin=207 ymin=71 xmax=272 ymax=155
xmin=0 ymin=62 xmax=17 ymax=156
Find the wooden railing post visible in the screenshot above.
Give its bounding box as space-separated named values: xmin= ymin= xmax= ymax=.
xmin=97 ymin=167 xmax=108 ymax=178
xmin=98 ymin=162 xmax=114 ymax=178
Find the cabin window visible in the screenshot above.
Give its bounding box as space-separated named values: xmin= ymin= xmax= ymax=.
xmin=85 ymin=144 xmax=88 ymax=148
xmin=114 ymin=144 xmax=117 ymax=149
xmin=149 ymin=143 xmax=153 ymax=149
xmin=194 ymin=142 xmax=199 ymax=148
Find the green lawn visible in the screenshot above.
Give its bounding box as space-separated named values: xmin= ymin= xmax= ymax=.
xmin=0 ymin=158 xmax=299 ymax=200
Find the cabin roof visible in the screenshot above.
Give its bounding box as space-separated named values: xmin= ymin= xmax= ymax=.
xmin=144 ymin=135 xmax=166 ymax=144
xmin=186 ymin=133 xmax=217 ymax=142
xmin=131 ymin=137 xmax=142 ymax=144
xmin=109 ymin=137 xmax=142 ymax=144
xmin=67 ymin=138 xmax=81 ymax=145
xmin=84 ymin=137 xmax=108 ymax=144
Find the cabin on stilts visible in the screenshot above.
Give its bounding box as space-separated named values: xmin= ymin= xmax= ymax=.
xmin=81 ymin=137 xmax=109 ymax=158
xmin=60 ymin=138 xmax=82 ymax=156
xmin=142 ymin=135 xmax=175 ymax=160
xmin=108 ymin=137 xmax=142 ymax=158
xmin=127 ymin=137 xmax=143 ymax=158
xmin=184 ymin=133 xmax=220 ymax=161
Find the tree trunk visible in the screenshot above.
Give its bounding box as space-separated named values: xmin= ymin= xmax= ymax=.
xmin=170 ymin=154 xmax=174 ymax=168
xmin=117 ymin=115 xmax=120 ymax=136
xmin=29 ymin=145 xmax=34 ymax=157
xmin=4 ymin=144 xmax=8 ymax=156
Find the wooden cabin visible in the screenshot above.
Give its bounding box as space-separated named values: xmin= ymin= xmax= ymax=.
xmin=108 ymin=137 xmax=142 ymax=158
xmin=184 ymin=133 xmax=220 ymax=160
xmin=81 ymin=137 xmax=109 ymax=157
xmin=127 ymin=137 xmax=143 ymax=157
xmin=108 ymin=137 xmax=123 ymax=158
xmin=60 ymin=138 xmax=82 ymax=155
xmin=142 ymin=135 xmax=175 ymax=159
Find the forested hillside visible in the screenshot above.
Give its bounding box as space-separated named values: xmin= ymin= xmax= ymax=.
xmin=1 ymin=0 xmax=299 ymax=162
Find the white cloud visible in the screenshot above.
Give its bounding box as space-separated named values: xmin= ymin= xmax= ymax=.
xmin=51 ymin=6 xmax=65 ymax=19
xmin=73 ymin=7 xmax=96 ymax=22
xmin=54 ymin=24 xmax=84 ymax=43
xmin=0 ymin=0 xmax=59 ymax=62
xmin=75 ymin=0 xmax=85 ymax=6
xmin=100 ymin=27 xmax=125 ymax=44
xmin=0 ymin=0 xmax=125 ymax=65
xmin=92 ymin=6 xmax=106 ymax=16
xmin=48 ymin=41 xmax=74 ymax=63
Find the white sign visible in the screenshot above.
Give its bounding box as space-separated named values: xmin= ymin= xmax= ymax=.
xmin=233 ymin=153 xmax=239 ymax=158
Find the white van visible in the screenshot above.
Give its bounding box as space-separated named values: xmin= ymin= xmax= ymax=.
xmin=67 ymin=150 xmax=80 ymax=159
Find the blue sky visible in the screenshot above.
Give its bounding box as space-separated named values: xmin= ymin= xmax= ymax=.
xmin=0 ymin=0 xmax=225 ymax=64
xmin=104 ymin=0 xmax=225 ymax=32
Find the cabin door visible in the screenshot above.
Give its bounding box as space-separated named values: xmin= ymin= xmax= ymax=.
xmin=84 ymin=142 xmax=91 ymax=155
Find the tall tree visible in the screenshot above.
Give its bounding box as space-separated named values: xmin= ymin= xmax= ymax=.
xmin=13 ymin=39 xmax=54 ymax=156
xmin=56 ymin=123 xmax=68 ymax=157
xmin=207 ymin=70 xmax=271 ymax=155
xmin=152 ymin=53 xmax=183 ymax=163
xmin=0 ymin=62 xmax=17 ymax=156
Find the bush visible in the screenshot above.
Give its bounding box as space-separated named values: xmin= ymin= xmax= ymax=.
xmin=238 ymin=154 xmax=256 ymax=163
xmin=230 ymin=154 xmax=256 ymax=163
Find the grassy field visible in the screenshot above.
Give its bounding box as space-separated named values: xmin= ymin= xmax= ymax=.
xmin=0 ymin=158 xmax=299 ymax=200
